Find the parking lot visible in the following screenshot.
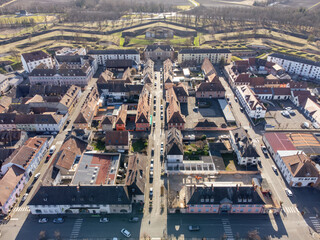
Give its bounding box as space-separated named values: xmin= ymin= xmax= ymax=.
xmin=265 ymin=100 xmax=313 ymax=130
xmin=14 ymin=213 xmax=143 ymax=240
xmin=181 ymin=97 xmax=227 ymax=130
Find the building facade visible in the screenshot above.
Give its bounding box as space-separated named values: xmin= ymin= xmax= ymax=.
xmin=144 ymin=45 xmax=174 ymax=61
xmin=274 ymin=151 xmax=319 ymax=187
xmin=267 ymin=53 xmax=320 ymax=81
xmin=236 ymin=86 xmax=266 ymax=119
xmin=21 ymin=50 xmax=54 ymax=73
xmin=178 ymin=49 xmax=232 ymax=64
xmin=88 ymin=49 xmax=140 ymax=66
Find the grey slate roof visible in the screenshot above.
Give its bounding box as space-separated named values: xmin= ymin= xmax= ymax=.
xmin=269 ymin=53 xmax=320 ymax=67
xmin=231 ymin=128 xmax=260 ymax=158
xmin=166 ymin=128 xmax=183 ymax=155
xmin=22 ymin=51 xmax=51 ymax=63
xmin=145 ymin=45 xmax=173 ymax=51
xmin=88 ymin=49 xmax=139 ymax=55
xmin=179 ymin=48 xmax=231 ymax=54
xmin=186 ymin=186 xmax=264 ymax=205
xmin=28 ymin=185 xmax=131 ymax=206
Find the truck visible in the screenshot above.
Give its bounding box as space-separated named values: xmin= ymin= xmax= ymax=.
xmin=49 ymin=145 xmax=56 ymax=154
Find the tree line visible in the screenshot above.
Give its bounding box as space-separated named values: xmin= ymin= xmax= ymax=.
xmin=187 ymin=6 xmax=320 ymax=36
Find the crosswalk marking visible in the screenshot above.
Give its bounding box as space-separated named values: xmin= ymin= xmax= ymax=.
xmin=70 ymin=218 xmax=83 ymax=240
xmin=222 ymin=219 xmax=234 ymax=240
xmin=283 ymin=206 xmax=299 ymax=214
xmin=310 ymin=217 xmax=320 ymax=233
xmin=12 ymin=206 xmax=30 ymax=213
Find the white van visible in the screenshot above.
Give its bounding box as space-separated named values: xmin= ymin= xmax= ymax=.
xmin=49 ymin=146 xmax=56 ymax=154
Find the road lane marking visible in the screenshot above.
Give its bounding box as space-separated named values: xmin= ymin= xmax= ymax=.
xmin=70 ymin=218 xmax=83 ymax=240
xmin=221 ymin=219 xmax=234 ymax=240
xmin=12 ymin=206 xmax=30 ymax=213
xmin=309 ymin=217 xmax=320 ymax=233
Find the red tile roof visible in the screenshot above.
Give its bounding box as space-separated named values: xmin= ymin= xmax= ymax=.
xmin=264 ymin=132 xmax=296 ymax=153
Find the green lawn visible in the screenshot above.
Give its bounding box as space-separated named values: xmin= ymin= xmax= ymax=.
xmin=131 ymin=138 xmax=148 ymax=153
xmin=222 ymin=153 xmax=237 ymax=171
xmin=194 ymin=36 xmax=200 ymax=46
xmin=231 ymin=56 xmax=243 ymax=61
xmin=184 ymin=141 xmax=209 ymax=160
xmin=92 ymin=140 xmax=105 ymax=151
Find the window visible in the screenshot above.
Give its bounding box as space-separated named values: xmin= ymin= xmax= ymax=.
xmin=198 ymin=209 xmax=201 ymax=212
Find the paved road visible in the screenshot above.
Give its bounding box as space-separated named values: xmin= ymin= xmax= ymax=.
xmin=140 ymin=71 xmax=167 ymax=239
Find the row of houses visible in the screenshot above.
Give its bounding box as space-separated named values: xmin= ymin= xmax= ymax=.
xmin=267 ymin=53 xmax=320 ymax=81
xmin=26 ymin=130 xmax=146 ymax=215
xmin=0 ymin=136 xmax=51 ymax=215
xmin=0 ymin=113 xmax=67 ymax=132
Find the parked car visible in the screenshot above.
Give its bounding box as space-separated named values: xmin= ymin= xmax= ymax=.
xmin=188 ymin=225 xmax=200 ymax=231
xmin=38 ymin=218 xmax=48 ymax=224
xmin=281 ymin=111 xmax=290 ymax=117
xmin=149 ymin=187 xmax=153 ymax=199
xmin=234 ymin=97 xmax=238 ymax=102
xmin=193 ymin=106 xmax=198 ymax=112
xmin=151 ymin=148 xmax=154 ymax=156
xmin=99 ymin=218 xmax=109 ymax=223
xmin=289 ymin=110 xmax=295 ymax=115
xmin=26 ymin=184 xmax=34 ymax=193
xmin=21 ymin=193 xmax=29 ymax=202
xmin=161 ymin=115 xmax=163 ymax=120
xmin=261 ymin=146 xmax=268 ymax=154
xmin=150 ymin=163 xmax=154 ymax=171
xmin=53 ymin=217 xmax=64 ymax=224
xmin=272 ymin=165 xmax=278 ymax=174
xmin=34 ymin=173 xmax=41 ymax=180
xmin=160 ymin=105 xmax=163 ymax=110
xmin=151 ymin=159 xmax=154 ymax=164
xmin=128 ymin=217 xmax=139 ymax=222
xmin=285 ymin=188 xmax=293 ymax=197
xmin=49 ymin=145 xmax=56 ymax=154
xmin=45 ymin=154 xmax=51 ymax=163
xmin=120 ymin=228 xmax=131 ymax=238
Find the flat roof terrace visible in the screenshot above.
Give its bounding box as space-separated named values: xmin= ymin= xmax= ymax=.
xmin=71 ymin=153 xmax=120 ymax=185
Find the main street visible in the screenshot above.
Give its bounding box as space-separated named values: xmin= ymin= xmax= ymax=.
xmin=140 ymin=70 xmax=168 ymax=239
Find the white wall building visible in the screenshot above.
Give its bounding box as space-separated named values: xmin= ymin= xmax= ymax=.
xmin=88 ymin=49 xmax=140 ymax=66
xmin=267 ymin=53 xmax=320 ymax=81
xmin=0 ymin=74 xmax=9 ymax=95
xmin=21 ymin=50 xmax=54 ymax=73
xmin=0 ymin=137 xmax=50 ymax=179
xmin=275 ymin=151 xmax=319 ymax=187
xmin=235 ymin=85 xmax=267 ymax=119
xmin=0 ymin=113 xmax=67 ymax=132
xmin=178 ymin=48 xmax=232 ymax=64
xmin=0 ymin=165 xmax=26 ymax=215
xmin=28 ymin=186 xmax=132 ymax=214
xmin=229 ymin=128 xmax=260 ymax=165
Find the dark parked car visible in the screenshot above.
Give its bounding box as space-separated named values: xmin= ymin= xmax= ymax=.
xmin=188 ymin=225 xmax=200 ymax=231
xmin=53 ymin=217 xmax=64 ymax=224
xmin=26 ymin=184 xmax=34 ymax=193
